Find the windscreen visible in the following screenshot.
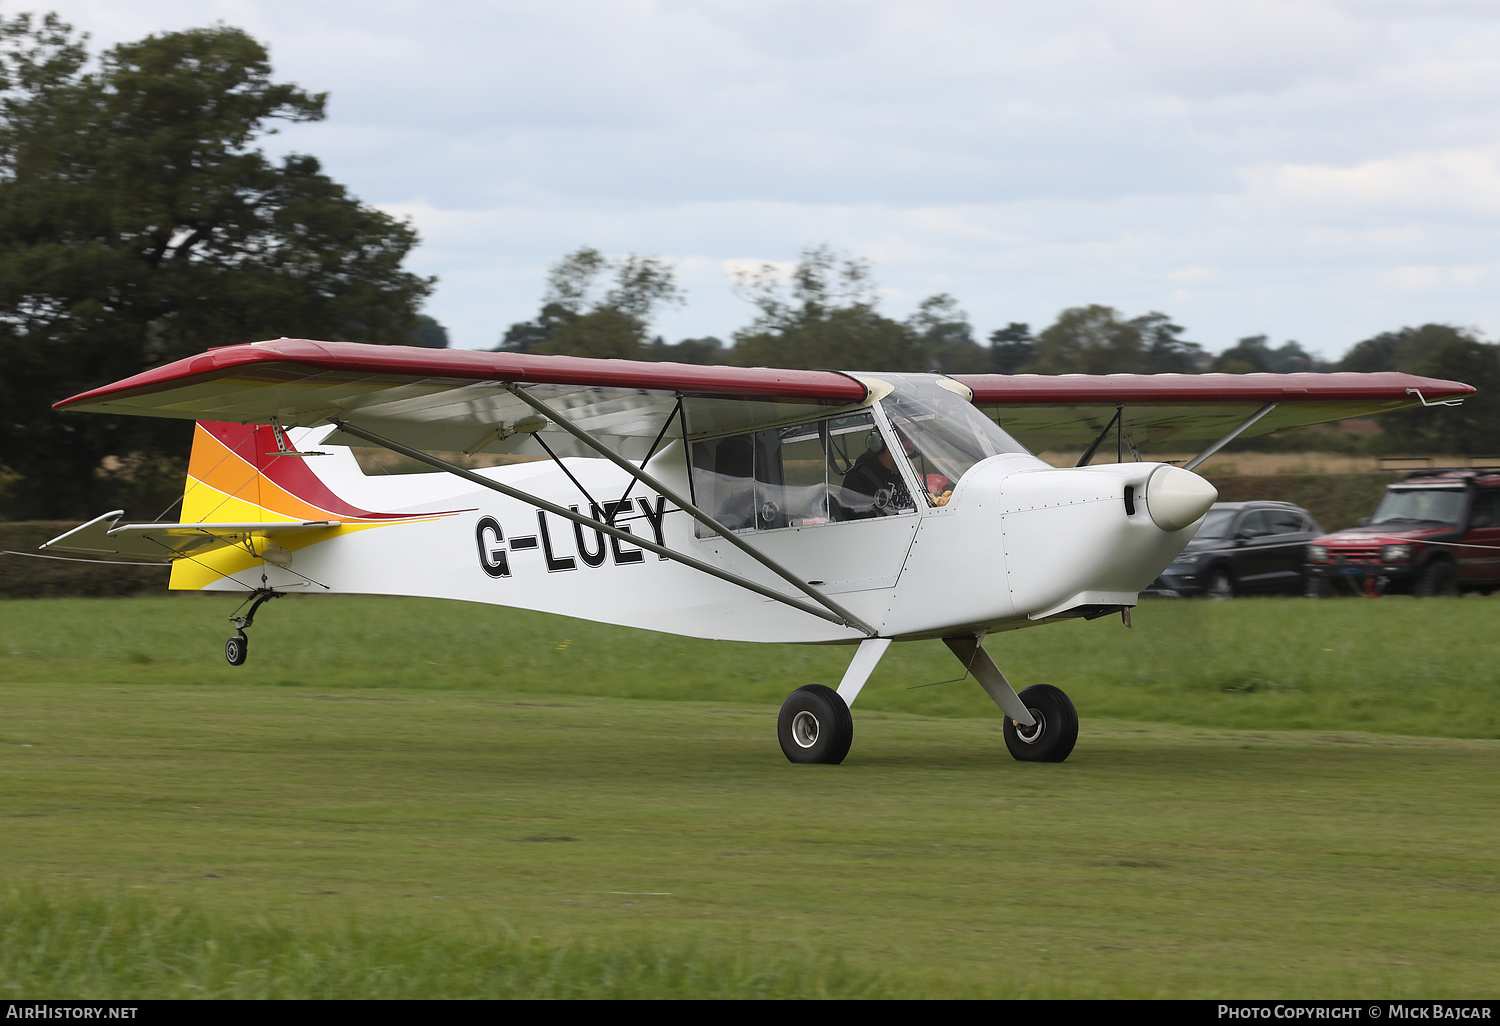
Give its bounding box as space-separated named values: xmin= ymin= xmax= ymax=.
xmin=878 ymin=377 xmax=1031 ymax=506
xmin=1370 ymin=488 xmax=1466 ymax=527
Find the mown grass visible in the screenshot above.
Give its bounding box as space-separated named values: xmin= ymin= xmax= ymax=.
xmin=1 ymin=595 xmax=1498 ymax=997
xmin=0 ymin=888 xmax=901 ymax=999
xmin=3 ymin=593 xmax=1498 ymax=737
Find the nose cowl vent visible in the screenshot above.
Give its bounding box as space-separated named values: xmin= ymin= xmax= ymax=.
xmin=1145 ymin=466 xmax=1217 ymax=531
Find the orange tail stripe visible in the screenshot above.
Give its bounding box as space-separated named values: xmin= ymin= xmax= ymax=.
xmin=196 ymin=422 xmax=416 ymax=521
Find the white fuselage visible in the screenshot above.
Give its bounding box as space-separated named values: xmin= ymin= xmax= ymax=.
xmin=207 ymin=426 xmax=1211 ymax=644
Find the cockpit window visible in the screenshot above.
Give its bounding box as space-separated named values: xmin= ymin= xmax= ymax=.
xmin=878 ymin=377 xmax=1031 ymax=506
xmin=687 ymin=377 xmax=1029 ymax=531
xmin=690 ymin=411 xmax=914 ymax=536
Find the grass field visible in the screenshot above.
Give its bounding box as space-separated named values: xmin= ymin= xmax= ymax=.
xmin=2 ymin=595 xmax=1499 ymax=998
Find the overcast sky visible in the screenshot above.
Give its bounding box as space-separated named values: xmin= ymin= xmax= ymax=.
xmin=22 ymin=0 xmax=1500 ymax=358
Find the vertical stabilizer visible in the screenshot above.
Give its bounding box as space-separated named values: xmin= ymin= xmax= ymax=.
xmin=168 ymin=422 xmax=420 ymax=590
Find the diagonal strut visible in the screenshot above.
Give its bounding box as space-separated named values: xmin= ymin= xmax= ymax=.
xmin=502 ymin=384 xmax=879 ymax=636
xmin=330 ymin=418 xmax=871 ymax=634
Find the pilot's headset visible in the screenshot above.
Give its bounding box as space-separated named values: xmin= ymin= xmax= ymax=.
xmin=868 ymin=422 xmax=917 ymax=456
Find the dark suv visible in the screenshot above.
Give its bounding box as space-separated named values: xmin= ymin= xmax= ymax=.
xmin=1148 ymin=501 xmax=1323 ymax=598
xmin=1304 ymin=470 xmax=1500 ymax=597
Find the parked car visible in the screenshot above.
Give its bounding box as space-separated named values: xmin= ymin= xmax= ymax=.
xmin=1304 ymin=469 xmax=1500 ymax=597
xmin=1147 ymin=501 xmax=1323 ymax=598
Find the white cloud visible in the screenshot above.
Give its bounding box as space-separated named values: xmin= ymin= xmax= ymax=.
xmin=1379 ymin=263 xmax=1495 ymax=292
xmin=1252 ymin=148 xmax=1500 ymax=217
xmin=23 ymin=0 xmax=1500 ymax=358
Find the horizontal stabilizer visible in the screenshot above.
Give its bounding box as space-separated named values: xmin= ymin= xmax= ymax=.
xmin=41 ymin=511 xmax=340 ymax=563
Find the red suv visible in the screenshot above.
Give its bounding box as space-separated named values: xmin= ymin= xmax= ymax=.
xmin=1304 ymin=470 xmax=1500 ymax=597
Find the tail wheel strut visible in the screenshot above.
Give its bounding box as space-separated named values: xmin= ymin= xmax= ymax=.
xmin=224 ymin=588 xmax=282 ymax=667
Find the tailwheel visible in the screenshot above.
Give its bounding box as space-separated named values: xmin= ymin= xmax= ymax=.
xmin=223 ymin=588 xmax=282 ymax=667
xmin=1003 ymin=684 xmax=1078 ymax=763
xmin=778 ymin=684 xmax=853 ymax=764
xmin=225 ymin=632 xmax=249 ymax=667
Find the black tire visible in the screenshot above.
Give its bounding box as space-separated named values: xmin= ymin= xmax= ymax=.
xmin=225 ymin=635 xmax=248 ymax=667
xmin=1414 ymin=560 xmax=1459 ymax=598
xmin=1206 ymin=568 xmax=1235 ymax=600
xmin=778 ymin=684 xmax=853 ymax=764
xmin=1003 ymin=684 xmax=1079 ymax=763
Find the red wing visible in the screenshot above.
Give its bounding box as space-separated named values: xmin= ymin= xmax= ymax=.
xmin=54 ymin=341 xmax=1476 ymax=457
xmin=54 ymin=339 xmax=872 ymax=459
xmin=949 ymin=372 xmax=1476 ymax=451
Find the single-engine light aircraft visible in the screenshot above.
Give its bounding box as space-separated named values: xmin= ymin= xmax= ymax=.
xmin=44 ymin=340 xmax=1473 ymax=764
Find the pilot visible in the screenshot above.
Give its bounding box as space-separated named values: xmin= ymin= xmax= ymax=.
xmin=841 ymin=427 xmax=918 ymax=516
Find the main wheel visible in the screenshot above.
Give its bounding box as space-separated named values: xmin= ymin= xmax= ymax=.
xmin=225 ymin=634 xmax=248 ymax=667
xmin=1003 ymin=684 xmax=1079 ymax=763
xmin=778 ymin=684 xmax=853 ymax=764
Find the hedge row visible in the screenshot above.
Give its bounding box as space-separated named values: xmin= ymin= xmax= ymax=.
xmin=0 ymin=521 xmax=171 ymax=598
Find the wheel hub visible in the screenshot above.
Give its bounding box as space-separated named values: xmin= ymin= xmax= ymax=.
xmin=791 ymin=710 xmax=820 ymax=748
xmin=1013 ymin=708 xmax=1046 ymax=744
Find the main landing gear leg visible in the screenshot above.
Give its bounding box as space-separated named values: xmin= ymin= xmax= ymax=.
xmin=777 ymin=638 xmax=889 ymax=765
xmin=224 ymin=588 xmax=283 ymax=667
xmin=943 ymin=634 xmax=1078 ymax=763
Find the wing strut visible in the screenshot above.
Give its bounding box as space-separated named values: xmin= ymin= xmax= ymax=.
xmin=502 ymin=384 xmax=879 ymax=637
xmin=330 ymin=418 xmax=874 ymax=636
xmin=603 ymin=396 xmax=683 ymax=525
xmin=1075 ymin=405 xmax=1123 ymax=467
xmin=1183 ymin=402 xmax=1279 ymax=472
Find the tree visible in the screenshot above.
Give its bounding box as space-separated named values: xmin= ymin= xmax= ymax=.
xmin=904 ymin=293 xmax=987 ymax=373
xmin=641 ymin=335 xmax=726 ymax=364
xmin=0 ymin=16 xmax=434 ymax=518
xmin=498 ymin=247 xmax=683 ymax=360
xmin=1026 ymin=306 xmax=1206 ymax=374
xmin=410 ymin=314 xmax=449 ymax=348
xmin=732 ymin=244 xmax=875 ymax=332
xmin=1030 ymin=305 xmax=1145 ymax=374
xmin=1340 ymin=324 xmax=1466 ymax=374
xmin=1136 ymin=312 xmax=1208 ymax=373
xmin=728 ymin=245 xmax=925 ymax=370
xmin=988 ymin=323 xmax=1035 ymax=374
xmin=1339 ymin=325 xmax=1500 ymax=453
xmin=1268 ymin=341 xmax=1324 ymax=373
xmin=497 ymin=308 xmax=558 ymax=354
xmin=1212 ymin=335 xmax=1271 ymax=374
xmin=1214 ymin=335 xmax=1325 ymax=374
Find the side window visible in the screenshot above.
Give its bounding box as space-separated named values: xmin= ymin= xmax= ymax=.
xmin=1269 ymin=511 xmax=1305 ymax=534
xmin=755 ymin=425 xmax=827 ymax=530
xmin=690 ymin=412 xmax=913 ymax=535
xmin=1470 ymin=491 xmax=1500 ymax=529
xmin=1238 ymin=511 xmax=1272 ymax=538
xmin=690 ymin=435 xmax=755 ymax=533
